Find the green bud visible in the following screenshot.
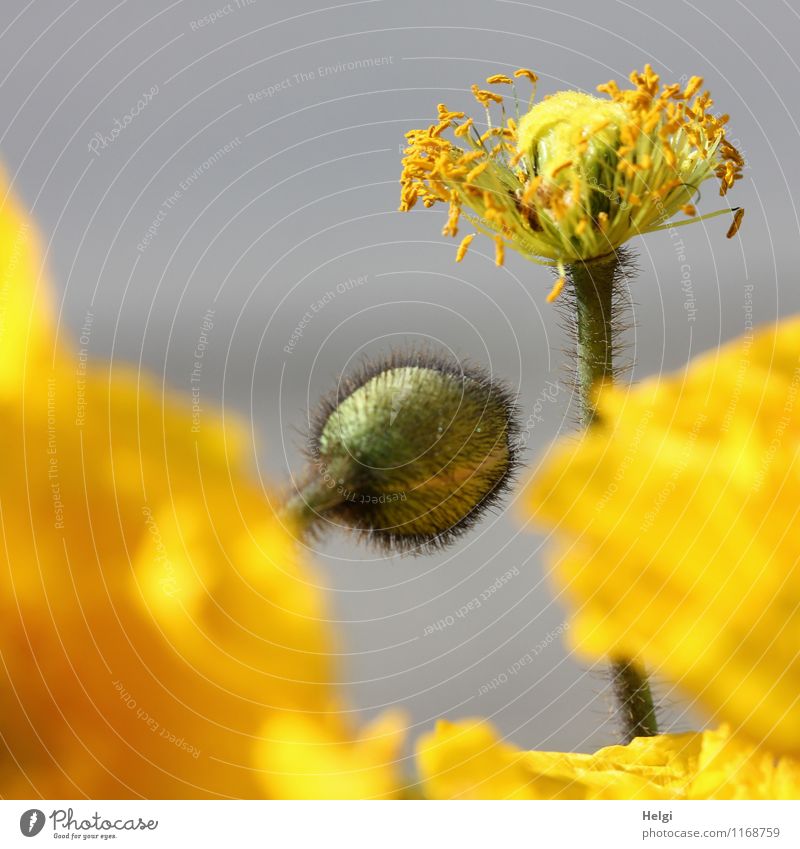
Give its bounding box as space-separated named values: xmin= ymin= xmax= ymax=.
xmin=300 ymin=351 xmax=520 ymax=552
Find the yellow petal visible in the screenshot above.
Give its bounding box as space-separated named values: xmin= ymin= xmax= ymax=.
xmin=524 ymin=315 xmax=800 ymax=756
xmin=417 ymin=719 xmax=551 ymax=799
xmin=0 ymin=165 xmax=56 ymax=398
xmin=257 ymin=710 xmax=406 ymax=800
xmin=0 ymin=170 xmax=399 ymax=799
xmin=416 ymin=719 xmax=800 ymax=799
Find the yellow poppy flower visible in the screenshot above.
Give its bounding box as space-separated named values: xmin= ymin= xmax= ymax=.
xmin=417 ymin=719 xmax=800 ymax=800
xmin=0 ymin=169 xmax=403 ymax=798
xmin=400 ymin=65 xmax=742 ymax=285
xmin=523 ymin=315 xmax=800 ymax=757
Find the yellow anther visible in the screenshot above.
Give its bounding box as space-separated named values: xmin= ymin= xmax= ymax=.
xmin=514 ymin=68 xmax=539 ymax=83
xmin=726 ymin=207 xmax=744 ymax=238
xmin=455 ymin=233 xmax=475 ymax=262
xmin=480 ymin=128 xmax=503 ymax=143
xmin=442 ymin=200 xmax=461 ymax=237
xmin=472 ymin=84 xmax=503 ymax=106
xmin=454 ymin=118 xmax=475 ymax=138
xmin=466 ymin=161 xmax=490 ymax=182
xmin=683 ymin=76 xmax=704 ymax=100
xmin=550 ymin=160 xmax=573 ymax=178
xmin=494 ymin=237 xmax=505 ymax=266
xmin=460 ymin=150 xmax=485 ymax=164
xmin=521 ymin=176 xmax=543 ymax=205
xmin=596 ymin=80 xmax=620 ymax=98
xmin=546 ymin=276 xmax=566 ymax=303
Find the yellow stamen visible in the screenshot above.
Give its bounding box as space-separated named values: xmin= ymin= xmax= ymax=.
xmin=472 ymin=84 xmax=503 ymax=106
xmin=681 ymin=204 xmax=697 ymax=216
xmin=399 ymin=187 xmax=418 ymax=212
xmin=596 ymin=80 xmax=620 ymax=98
xmin=442 ymin=200 xmax=461 ymax=237
xmin=454 ymin=118 xmax=474 ymax=138
xmin=466 ymin=161 xmax=489 ymax=181
xmin=514 ymin=68 xmax=539 ymax=83
xmin=494 ymin=237 xmax=505 ymax=266
xmin=455 ymin=234 xmax=475 ymax=262
xmin=717 ymin=161 xmax=738 ymax=195
xmin=683 ymin=76 xmax=704 ymax=100
xmin=486 ymin=74 xmax=514 ymax=85
xmin=521 ymin=176 xmax=542 ymax=205
xmin=726 ymin=207 xmax=745 ymax=238
xmin=655 ymin=178 xmax=683 ymax=198
xmin=546 ymin=276 xmax=566 ymax=303
xmin=550 ymin=160 xmax=573 ymax=178
xmin=549 ymin=187 xmax=568 ymax=219
xmin=479 ymin=129 xmax=503 ymax=143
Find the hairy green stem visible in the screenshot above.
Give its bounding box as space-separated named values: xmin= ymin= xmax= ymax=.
xmin=570 ymin=258 xmax=614 ymax=427
xmin=609 ymin=657 xmax=659 ymax=742
xmin=568 ymin=255 xmax=659 ymax=741
xmin=282 ymin=457 xmax=349 ymax=533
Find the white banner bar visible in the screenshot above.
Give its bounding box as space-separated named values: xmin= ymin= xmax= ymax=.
xmin=1 ymin=800 xmax=798 ymax=848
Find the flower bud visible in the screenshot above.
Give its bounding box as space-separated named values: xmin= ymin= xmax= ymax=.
xmin=517 ymin=91 xmax=625 ymax=181
xmin=304 ymin=352 xmax=520 ymax=552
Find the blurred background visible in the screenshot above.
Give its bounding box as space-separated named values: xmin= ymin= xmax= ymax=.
xmin=1 ymin=0 xmax=797 ymax=757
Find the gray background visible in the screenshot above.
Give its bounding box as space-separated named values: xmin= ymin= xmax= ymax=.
xmin=2 ymin=0 xmax=797 ymax=756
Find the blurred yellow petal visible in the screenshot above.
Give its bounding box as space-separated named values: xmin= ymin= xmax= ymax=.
xmin=0 ymin=166 xmax=56 ymax=397
xmin=0 ymin=171 xmax=402 ymax=798
xmin=417 ymin=719 xmax=800 ymax=799
xmin=524 ymin=316 xmax=800 ymax=756
xmin=690 ymin=726 xmax=800 ymax=800
xmin=416 ymin=719 xmax=546 ymax=800
xmin=0 ymin=366 xmax=336 ymax=797
xmin=257 ymin=710 xmax=407 ymax=799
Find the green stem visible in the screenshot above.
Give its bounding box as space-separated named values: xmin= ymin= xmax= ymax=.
xmin=282 ymin=457 xmax=348 ymax=533
xmin=609 ymin=658 xmax=659 ymax=742
xmin=567 ymin=255 xmax=659 ymax=741
xmin=570 ymin=257 xmax=614 ymax=427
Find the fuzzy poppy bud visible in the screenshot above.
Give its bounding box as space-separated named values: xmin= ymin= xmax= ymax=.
xmin=293 ymin=352 xmax=520 ymax=552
